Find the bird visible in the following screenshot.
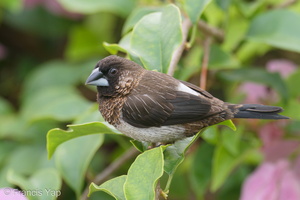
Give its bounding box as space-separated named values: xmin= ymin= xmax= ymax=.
xmin=85 ymin=55 xmax=289 ymax=144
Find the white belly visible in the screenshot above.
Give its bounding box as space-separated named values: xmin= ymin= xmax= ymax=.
xmin=115 ymin=119 xmax=186 ymax=143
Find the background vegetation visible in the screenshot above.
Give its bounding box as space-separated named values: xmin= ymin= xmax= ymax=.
xmin=0 ymin=0 xmax=300 ymax=200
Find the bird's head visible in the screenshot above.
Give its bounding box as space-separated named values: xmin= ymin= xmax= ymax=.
xmin=86 ymin=55 xmax=144 ymax=97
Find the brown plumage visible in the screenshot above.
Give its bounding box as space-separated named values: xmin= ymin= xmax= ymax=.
xmin=86 ymin=55 xmax=288 ymax=143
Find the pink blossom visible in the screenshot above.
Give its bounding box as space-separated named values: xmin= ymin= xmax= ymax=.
xmin=240 ymin=160 xmax=300 ymax=200
xmin=279 ymin=170 xmax=300 ymax=200
xmin=238 ymin=82 xmax=277 ymax=104
xmin=267 ymin=59 xmax=297 ymax=78
xmin=258 ymin=123 xmax=300 ymax=162
xmin=0 ymin=188 xmax=28 ymax=200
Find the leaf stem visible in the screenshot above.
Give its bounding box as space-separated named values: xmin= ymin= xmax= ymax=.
xmin=168 ymin=17 xmax=192 ymax=76
xmin=200 ymin=36 xmax=212 ymax=90
xmin=198 ymin=20 xmax=224 ymax=43
xmin=164 ymin=173 xmax=174 ymax=194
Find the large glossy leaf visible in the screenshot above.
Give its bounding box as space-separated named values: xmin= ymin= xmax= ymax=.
xmin=184 ymin=0 xmax=212 ymax=24
xmin=247 ymin=10 xmax=300 ymax=53
xmin=7 ymin=168 xmax=61 ymax=200
xmin=55 ymin=134 xmax=103 ymax=197
xmin=57 ymin=0 xmax=135 ymax=17
xmin=122 ymin=7 xmax=161 ymax=35
xmin=130 ymin=4 xmax=183 ymax=73
xmin=47 ymin=122 xmax=120 ymax=159
xmin=124 ymin=147 xmax=164 ymax=200
xmin=89 ymin=175 xmax=127 ymax=200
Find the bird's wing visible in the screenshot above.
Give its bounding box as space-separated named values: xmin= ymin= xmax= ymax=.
xmin=122 ymin=91 xmax=211 ymax=128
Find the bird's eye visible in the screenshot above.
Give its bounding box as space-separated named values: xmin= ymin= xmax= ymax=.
xmin=109 ymin=68 xmax=118 ymax=75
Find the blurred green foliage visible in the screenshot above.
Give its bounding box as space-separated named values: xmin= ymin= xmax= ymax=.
xmin=0 ymin=0 xmax=300 ymax=200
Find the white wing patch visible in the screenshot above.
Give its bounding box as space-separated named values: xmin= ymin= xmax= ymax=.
xmin=177 ymin=82 xmax=200 ymax=96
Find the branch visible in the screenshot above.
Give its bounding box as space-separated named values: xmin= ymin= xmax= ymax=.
xmin=198 ymin=20 xmax=224 ymax=43
xmin=273 ymin=0 xmax=297 ymax=9
xmin=168 ymin=18 xmax=192 ymax=76
xmin=81 ymin=147 xmax=139 ymax=200
xmin=200 ymin=36 xmax=212 ymax=90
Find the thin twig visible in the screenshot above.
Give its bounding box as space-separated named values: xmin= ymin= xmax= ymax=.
xmin=81 ymin=147 xmax=139 ymax=200
xmin=200 ymin=36 xmax=212 ymax=90
xmin=155 ymin=180 xmax=161 ymax=200
xmin=168 ymin=18 xmax=192 ymax=76
xmin=273 ymin=0 xmax=297 ymax=9
xmin=198 ymin=20 xmax=224 ymax=43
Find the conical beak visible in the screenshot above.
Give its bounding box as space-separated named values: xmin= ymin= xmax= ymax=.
xmin=85 ymin=69 xmax=109 ymax=86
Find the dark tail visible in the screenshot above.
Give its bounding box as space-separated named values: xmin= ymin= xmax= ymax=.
xmin=232 ymin=104 xmax=289 ymax=120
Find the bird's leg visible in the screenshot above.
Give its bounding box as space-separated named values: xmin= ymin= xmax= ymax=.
xmin=148 ymin=142 xmax=173 ymax=149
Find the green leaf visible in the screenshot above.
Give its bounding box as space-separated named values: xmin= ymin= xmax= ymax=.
xmin=130 ymin=4 xmax=183 ymax=73
xmin=286 ymin=69 xmax=300 ymax=98
xmin=47 ymin=122 xmax=120 ymax=159
xmin=211 ymin=145 xmax=236 ymax=191
xmin=235 ymin=0 xmax=266 ymax=17
xmin=65 ymin=25 xmax=103 ymax=61
xmin=219 ymin=68 xmax=288 ymax=102
xmin=103 ymin=33 xmax=131 ymax=55
xmin=55 ymin=134 xmax=103 ymax=197
xmin=5 ymin=7 xmax=73 ymax=38
xmin=222 ymin=12 xmax=248 ymax=52
xmin=247 ymin=10 xmax=300 ymax=53
xmin=89 ymin=175 xmax=127 ymax=200
xmin=124 ymin=147 xmax=164 ymax=200
xmin=209 ymin=45 xmax=239 ymax=69
xmin=0 ymin=97 xmax=14 ymax=115
xmin=201 ymin=125 xmax=219 ymax=145
xmin=57 ymin=0 xmax=135 ymax=17
xmin=184 ymin=0 xmax=212 ymax=24
xmin=22 ymin=61 xmax=86 ymax=100
xmin=211 ymin=127 xmax=256 ymax=191
xmin=283 ymin=99 xmax=300 ymax=121
xmin=21 ymin=86 xmax=91 ymax=122
xmin=6 ymin=145 xmax=46 ymax=176
xmin=236 ymin=41 xmax=271 ymax=63
xmin=7 ymin=168 xmax=61 ymax=200
xmin=190 ymin=143 xmax=214 ymax=199
xmin=164 ymin=134 xmax=200 ymax=175
xmin=218 ymin=120 xmax=236 ymax=131
xmin=0 ymin=0 xmax=22 ymax=12
xmin=215 ymin=0 xmax=231 ymax=11
xmin=221 ymin=127 xmax=241 ymax=156
xmin=175 ymin=45 xmax=202 ymax=81
xmin=122 ymin=7 xmax=161 ymax=35
xmin=103 ymin=42 xmax=127 ymax=55
xmin=130 ymin=140 xmax=150 ymax=152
